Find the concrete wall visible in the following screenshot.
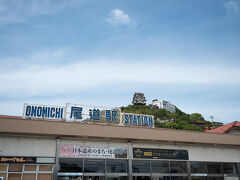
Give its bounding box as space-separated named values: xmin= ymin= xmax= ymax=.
xmin=1 ymin=135 xmax=240 ymax=163
xmin=229 ymin=130 xmax=240 ymax=135
xmin=0 ymin=135 xmax=56 ymax=157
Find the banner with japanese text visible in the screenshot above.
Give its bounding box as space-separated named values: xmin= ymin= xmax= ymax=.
xmin=60 ymin=145 xmax=127 ymax=159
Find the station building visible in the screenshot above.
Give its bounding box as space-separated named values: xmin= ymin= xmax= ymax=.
xmin=0 ymin=115 xmax=240 ymax=180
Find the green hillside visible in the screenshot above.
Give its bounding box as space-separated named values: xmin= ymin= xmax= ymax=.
xmin=121 ymin=104 xmax=213 ymax=131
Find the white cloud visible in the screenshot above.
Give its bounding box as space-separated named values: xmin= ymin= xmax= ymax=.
xmin=0 ymin=0 xmax=81 ymax=24
xmin=1 ymin=50 xmax=240 ymax=124
xmin=1 ymin=49 xmax=240 ymax=98
xmin=223 ymin=0 xmax=239 ymax=13
xmin=105 ymin=9 xmax=131 ymax=26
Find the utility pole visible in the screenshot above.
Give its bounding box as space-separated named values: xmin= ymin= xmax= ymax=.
xmin=209 ymin=115 xmax=215 ymax=128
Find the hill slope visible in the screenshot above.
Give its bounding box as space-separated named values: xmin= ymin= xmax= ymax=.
xmin=121 ymin=104 xmax=212 ymax=131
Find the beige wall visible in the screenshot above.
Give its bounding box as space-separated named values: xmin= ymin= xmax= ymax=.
xmin=1 ymin=117 xmax=240 ymax=146
xmin=0 ymin=136 xmax=56 ymax=157
xmin=229 ymin=130 xmax=240 ymax=135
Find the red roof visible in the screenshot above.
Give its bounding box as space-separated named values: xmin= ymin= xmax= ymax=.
xmin=205 ymin=121 xmax=240 ymax=133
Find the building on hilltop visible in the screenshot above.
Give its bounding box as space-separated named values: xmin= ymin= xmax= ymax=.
xmin=190 ymin=121 xmax=208 ymax=129
xmin=213 ymin=121 xmax=224 ymax=127
xmin=132 ymin=92 xmax=146 ymax=105
xmin=157 ymin=118 xmax=175 ymax=124
xmin=152 ymin=99 xmax=176 ymax=113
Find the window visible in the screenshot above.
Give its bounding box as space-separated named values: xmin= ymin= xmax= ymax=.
xmin=0 ymin=165 xmax=7 ymax=172
xmin=152 ymin=177 xmax=170 ymax=180
xmin=8 ymin=164 xmax=22 ymax=172
xmin=39 ymin=165 xmax=52 ymax=171
xmin=151 ymin=161 xmax=169 ymax=173
xmin=37 ymin=174 xmax=52 ymax=180
xmin=59 ymin=158 xmax=83 ymax=172
xmin=8 ymin=174 xmax=22 ymax=180
xmin=84 ymin=159 xmax=105 ymax=173
xmin=22 ymin=174 xmax=36 ymax=180
xmin=106 ymin=160 xmax=127 ymax=173
xmin=191 ymin=162 xmax=207 ymax=173
xmin=222 ymin=163 xmax=237 ymax=175
xmin=208 ymin=177 xmax=223 ymax=180
xmin=24 ymin=165 xmax=36 ymax=171
xmin=0 ymin=164 xmax=53 ymax=180
xmin=207 ymin=162 xmax=222 ymax=174
xmin=191 ymin=177 xmax=207 ymax=180
xmin=0 ymin=174 xmax=7 ymax=180
xmin=107 ymin=177 xmax=128 ymax=180
xmin=170 ymin=177 xmax=187 ymax=180
xmin=170 ymin=161 xmax=187 ymax=173
xmin=132 ymin=160 xmax=150 ymax=173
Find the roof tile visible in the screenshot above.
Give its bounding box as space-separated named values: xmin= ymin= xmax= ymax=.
xmin=206 ymin=121 xmax=239 ymax=133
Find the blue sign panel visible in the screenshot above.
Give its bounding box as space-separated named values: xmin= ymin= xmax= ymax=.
xmin=24 ymin=103 xmax=64 ymax=120
xmin=121 ymin=113 xmax=154 ymax=127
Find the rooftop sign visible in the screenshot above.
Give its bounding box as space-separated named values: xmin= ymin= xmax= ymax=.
xmin=23 ymin=103 xmax=154 ymax=128
xmin=65 ymin=103 xmax=121 ymax=124
xmin=122 ymin=113 xmax=154 ymax=127
xmin=23 ymin=103 xmax=64 ymax=120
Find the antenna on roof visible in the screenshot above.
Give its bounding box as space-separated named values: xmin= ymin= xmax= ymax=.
xmin=209 ymin=115 xmax=215 ymax=128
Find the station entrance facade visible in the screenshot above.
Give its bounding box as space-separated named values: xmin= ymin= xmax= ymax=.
xmin=1 ymin=115 xmax=240 ymax=180
xmin=57 ymin=144 xmax=239 ymax=180
xmin=57 ymin=158 xmax=239 ymax=180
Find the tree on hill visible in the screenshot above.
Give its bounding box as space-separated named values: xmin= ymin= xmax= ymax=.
xmin=182 ymin=124 xmax=203 ymax=131
xmin=121 ymin=104 xmax=209 ymax=131
xmin=190 ymin=113 xmax=205 ymax=122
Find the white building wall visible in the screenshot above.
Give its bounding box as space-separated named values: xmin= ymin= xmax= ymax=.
xmin=0 ymin=136 xmax=56 ymax=157
xmin=187 ymin=145 xmax=240 ymax=162
xmin=152 ymin=100 xmax=176 ymax=113
xmin=60 ymin=139 xmax=128 ymax=148
xmin=1 ymin=135 xmax=240 ymax=163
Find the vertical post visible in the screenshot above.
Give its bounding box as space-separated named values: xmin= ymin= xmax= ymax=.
xmin=187 ymin=161 xmax=191 ymax=180
xmin=209 ymin=115 xmax=215 ymax=128
xmin=128 ymin=141 xmax=133 ymax=180
xmin=53 ymin=138 xmax=61 ymax=180
xmin=237 ymin=163 xmax=240 ymax=179
xmin=105 ymin=159 xmax=107 ymax=180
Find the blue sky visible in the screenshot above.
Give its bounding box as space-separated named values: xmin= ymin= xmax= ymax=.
xmin=0 ymin=0 xmax=240 ymax=124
